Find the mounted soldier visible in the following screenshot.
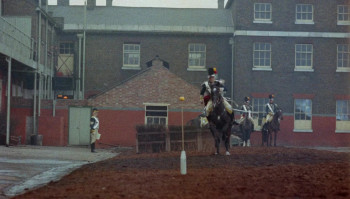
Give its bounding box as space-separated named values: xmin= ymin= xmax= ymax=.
xmin=239 ymin=96 xmax=254 ymax=132
xmin=262 ymin=94 xmax=279 ymax=130
xmin=200 ymin=67 xmax=233 ymax=119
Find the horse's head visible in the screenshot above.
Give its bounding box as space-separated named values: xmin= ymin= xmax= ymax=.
xmin=274 ymin=108 xmax=283 ymax=121
xmin=210 ymin=85 xmax=223 ymax=109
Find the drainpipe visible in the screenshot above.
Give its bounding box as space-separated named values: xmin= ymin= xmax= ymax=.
xmin=82 ymin=0 xmax=87 ymax=99
xmin=38 ymin=0 xmax=42 ymax=117
xmin=77 ymin=34 xmax=83 ymax=99
xmin=5 ymin=57 xmax=11 ymax=147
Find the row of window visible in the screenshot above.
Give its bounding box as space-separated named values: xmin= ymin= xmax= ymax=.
xmin=254 ymin=3 xmax=350 ymax=25
xmin=145 ymin=99 xmax=350 ymax=132
xmin=122 ymin=43 xmax=206 ymax=70
xmin=60 ymin=41 xmax=350 ymax=72
xmin=122 ymin=43 xmax=350 ymax=72
xmin=253 ymin=43 xmax=350 ymax=72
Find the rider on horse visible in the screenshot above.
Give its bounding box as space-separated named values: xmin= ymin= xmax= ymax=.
xmin=239 ymin=96 xmax=255 ymax=132
xmin=262 ymin=94 xmax=279 ymax=130
xmin=200 ymin=67 xmax=233 ymax=118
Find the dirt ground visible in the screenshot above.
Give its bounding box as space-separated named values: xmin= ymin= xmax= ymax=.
xmin=12 ymin=147 xmax=350 ymax=199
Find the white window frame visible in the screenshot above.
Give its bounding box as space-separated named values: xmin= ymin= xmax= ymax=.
xmin=337 ymin=44 xmax=350 ymax=72
xmin=144 ymin=103 xmax=169 ymax=126
xmin=294 ymin=99 xmax=312 ymax=132
xmin=295 ymin=44 xmax=313 ymax=72
xmin=336 ymin=100 xmax=350 ymax=133
xmin=253 ymin=43 xmax=272 ymax=71
xmin=295 ymin=4 xmax=314 ymax=24
xmin=254 ymin=3 xmax=272 ymax=23
xmin=122 ymin=44 xmax=141 ymax=70
xmin=252 ymin=98 xmax=269 ymax=130
xmin=337 ymin=5 xmax=350 ymax=25
xmin=187 ymin=43 xmax=206 ymax=71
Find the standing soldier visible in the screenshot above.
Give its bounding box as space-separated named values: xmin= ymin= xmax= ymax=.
xmin=239 ymin=96 xmax=254 ymax=132
xmin=200 ymin=67 xmax=233 ymax=118
xmin=262 ymin=94 xmax=278 ymax=130
xmin=90 ymin=108 xmax=100 ymax=153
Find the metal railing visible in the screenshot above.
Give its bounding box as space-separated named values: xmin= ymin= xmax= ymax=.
xmin=0 ymin=16 xmax=35 ymax=61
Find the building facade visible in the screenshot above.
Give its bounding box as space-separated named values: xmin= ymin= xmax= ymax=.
xmin=0 ymin=0 xmax=349 ymax=147
xmin=227 ymin=0 xmax=350 ymax=146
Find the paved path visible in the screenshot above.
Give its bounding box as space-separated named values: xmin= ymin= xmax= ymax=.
xmin=0 ymin=145 xmax=119 ymax=198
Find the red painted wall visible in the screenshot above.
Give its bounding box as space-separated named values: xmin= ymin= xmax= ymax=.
xmin=248 ymin=116 xmax=350 ymax=147
xmin=10 ymin=108 xmax=32 ymax=142
xmin=39 ymin=109 xmax=69 ymax=146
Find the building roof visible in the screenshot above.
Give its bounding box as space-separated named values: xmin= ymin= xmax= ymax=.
xmin=49 ymin=6 xmax=234 ymax=34
xmin=89 ymin=65 xmax=202 ymax=110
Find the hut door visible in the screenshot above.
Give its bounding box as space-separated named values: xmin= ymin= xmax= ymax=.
xmin=69 ymin=107 xmax=91 ymax=145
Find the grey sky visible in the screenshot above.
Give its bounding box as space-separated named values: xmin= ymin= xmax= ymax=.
xmin=49 ymin=0 xmax=227 ymax=8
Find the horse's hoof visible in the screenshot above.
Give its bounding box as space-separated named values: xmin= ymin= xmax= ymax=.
xmin=214 ymin=152 xmax=218 ymax=155
xmin=225 ymin=151 xmax=230 ymax=156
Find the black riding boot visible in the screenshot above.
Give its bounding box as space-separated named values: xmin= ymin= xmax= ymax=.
xmin=91 ymin=142 xmax=96 ymax=153
xmin=251 ymin=123 xmax=255 ymax=132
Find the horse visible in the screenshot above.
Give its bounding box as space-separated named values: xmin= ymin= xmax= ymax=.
xmin=240 ymin=114 xmax=254 ymax=147
xmin=207 ymin=84 xmax=233 ymax=155
xmin=261 ymin=108 xmax=283 ymax=147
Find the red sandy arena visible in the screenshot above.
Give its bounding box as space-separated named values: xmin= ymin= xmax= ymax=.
xmin=13 ymin=147 xmax=350 ymax=199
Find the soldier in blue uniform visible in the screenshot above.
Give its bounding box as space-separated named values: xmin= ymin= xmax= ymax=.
xmin=262 ymin=94 xmax=278 ymax=130
xmin=200 ymin=67 xmax=233 ymax=118
xmin=239 ymin=96 xmax=254 ymax=131
xmin=90 ymin=108 xmax=100 ymax=153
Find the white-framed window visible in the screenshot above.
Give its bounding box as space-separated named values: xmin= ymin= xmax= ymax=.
xmin=295 ymin=4 xmax=314 ymax=24
xmin=59 ymin=42 xmax=74 ymax=54
xmin=337 ymin=44 xmax=350 ymax=72
xmin=252 ymin=98 xmax=269 ymax=130
xmin=337 ymin=5 xmax=350 ymax=25
xmin=336 ymin=100 xmax=350 ymax=132
xmin=254 ymin=3 xmax=272 ymax=23
xmin=58 ymin=42 xmax=74 ymax=77
xmin=253 ymin=43 xmax=271 ymax=70
xmin=122 ymin=44 xmax=141 ymax=70
xmin=96 ymin=0 xmax=106 ymax=6
xmin=295 ymin=44 xmax=313 ymax=71
xmin=69 ymin=0 xmax=85 ymax=6
xmin=188 ymin=43 xmax=206 ymax=71
xmin=145 ymin=105 xmax=168 ymax=126
xmin=294 ymin=99 xmax=312 ymax=132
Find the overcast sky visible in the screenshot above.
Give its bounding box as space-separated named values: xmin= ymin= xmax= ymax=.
xmin=48 ymin=0 xmax=228 ymax=8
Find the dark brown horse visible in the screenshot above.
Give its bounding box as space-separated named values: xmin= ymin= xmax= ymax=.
xmin=207 ymin=85 xmax=232 ymax=155
xmin=261 ymin=108 xmax=283 ymax=146
xmin=241 ymin=115 xmax=254 ymax=147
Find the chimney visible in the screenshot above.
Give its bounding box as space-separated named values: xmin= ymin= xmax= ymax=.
xmin=218 ymin=0 xmax=224 ymax=9
xmin=57 ymin=0 xmax=69 ymax=6
xmin=107 ymin=0 xmax=113 ymax=6
xmin=87 ymin=0 xmax=96 ymax=10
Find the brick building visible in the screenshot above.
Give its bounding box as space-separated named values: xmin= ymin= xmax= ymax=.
xmin=226 ymin=0 xmax=350 ymax=146
xmin=0 ymin=0 xmax=349 ymax=147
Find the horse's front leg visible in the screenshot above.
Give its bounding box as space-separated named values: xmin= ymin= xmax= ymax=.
xmin=224 ymin=125 xmax=231 ymax=155
xmin=209 ymin=123 xmax=220 ymax=155
xmin=274 ymin=131 xmax=277 ymax=147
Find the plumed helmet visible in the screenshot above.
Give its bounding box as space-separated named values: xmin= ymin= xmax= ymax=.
xmin=269 ymin=94 xmax=275 ymax=99
xmin=244 ymin=96 xmax=250 ymax=102
xmin=207 ymin=67 xmax=217 ymax=78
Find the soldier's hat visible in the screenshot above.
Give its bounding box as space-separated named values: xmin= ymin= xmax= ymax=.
xmin=207 ymin=67 xmax=217 ymax=78
xmin=92 ymin=108 xmax=99 ymax=113
xmin=269 ymin=94 xmax=275 ymax=99
xmin=244 ymin=96 xmax=250 ymax=102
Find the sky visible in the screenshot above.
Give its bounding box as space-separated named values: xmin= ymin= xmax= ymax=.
xmin=48 ymin=0 xmax=228 ymax=8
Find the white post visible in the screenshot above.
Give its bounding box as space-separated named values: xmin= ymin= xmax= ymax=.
xmin=179 ymin=96 xmax=186 ymax=175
